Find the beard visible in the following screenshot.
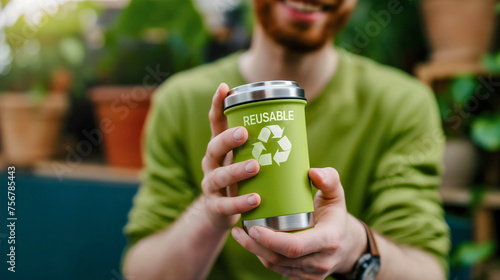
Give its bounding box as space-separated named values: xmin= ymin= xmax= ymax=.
xmin=254 ymin=0 xmax=355 ymax=52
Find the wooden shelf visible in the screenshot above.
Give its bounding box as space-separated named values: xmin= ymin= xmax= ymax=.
xmin=33 ymin=160 xmax=141 ymax=184
xmin=415 ymin=61 xmax=488 ymax=86
xmin=441 ymin=186 xmax=500 ymax=208
xmin=441 ymin=186 xmax=500 ymax=243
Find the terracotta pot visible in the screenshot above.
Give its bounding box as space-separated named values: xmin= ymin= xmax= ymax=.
xmin=442 ymin=139 xmax=479 ymax=188
xmin=90 ymin=86 xmax=155 ymax=168
xmin=0 ymin=93 xmax=68 ymax=166
xmin=421 ymin=0 xmax=497 ymax=63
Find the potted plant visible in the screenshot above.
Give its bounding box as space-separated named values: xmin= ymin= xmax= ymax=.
xmin=476 ymin=20 xmax=500 ymax=188
xmin=437 ymin=68 xmax=500 ymax=188
xmin=420 ymin=0 xmax=498 ymax=63
xmin=436 ymin=76 xmax=481 ymax=189
xmin=428 ymin=3 xmax=500 ymax=189
xmin=90 ymin=0 xmax=210 ymax=168
xmin=0 ymin=1 xmax=98 ymax=166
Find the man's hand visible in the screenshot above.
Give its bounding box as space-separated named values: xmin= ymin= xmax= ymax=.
xmin=201 ymin=83 xmax=261 ymax=229
xmin=231 ymin=167 xmax=367 ymax=279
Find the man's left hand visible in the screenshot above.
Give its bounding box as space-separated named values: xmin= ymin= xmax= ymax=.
xmin=231 ymin=167 xmax=368 ymax=280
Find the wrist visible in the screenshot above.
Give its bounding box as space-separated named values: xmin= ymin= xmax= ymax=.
xmin=332 ymin=219 xmax=381 ymax=280
xmin=337 ymin=215 xmax=368 ymax=274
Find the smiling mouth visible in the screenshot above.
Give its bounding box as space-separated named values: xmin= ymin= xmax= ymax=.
xmin=280 ymin=0 xmax=339 ymax=12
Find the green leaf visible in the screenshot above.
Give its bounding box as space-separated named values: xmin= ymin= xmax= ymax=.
xmin=471 ymin=114 xmax=500 ymax=151
xmin=451 ymin=241 xmax=496 ymax=267
xmin=436 ymin=95 xmax=451 ymax=120
xmin=481 ymin=53 xmax=500 ymax=74
xmin=116 ymin=0 xmax=209 ymax=49
xmin=496 ymin=2 xmax=500 ymax=13
xmin=469 ymin=185 xmax=486 ymax=214
xmin=450 ymin=75 xmax=476 ymax=105
xmin=59 ymin=37 xmax=85 ymax=66
xmin=28 ymin=83 xmax=48 ymax=104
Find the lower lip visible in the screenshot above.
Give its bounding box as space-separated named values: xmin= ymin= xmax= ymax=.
xmin=279 ymin=2 xmax=324 ymax=23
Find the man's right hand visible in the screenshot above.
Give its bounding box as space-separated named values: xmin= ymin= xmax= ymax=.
xmin=200 ymin=83 xmax=261 ymax=230
xmin=124 ymin=83 xmax=262 ymax=280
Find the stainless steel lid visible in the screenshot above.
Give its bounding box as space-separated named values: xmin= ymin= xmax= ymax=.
xmin=224 ymin=80 xmax=306 ymax=110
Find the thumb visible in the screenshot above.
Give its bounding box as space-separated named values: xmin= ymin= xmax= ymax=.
xmin=209 ymin=83 xmax=230 ymax=138
xmin=309 ymin=167 xmax=345 ymax=201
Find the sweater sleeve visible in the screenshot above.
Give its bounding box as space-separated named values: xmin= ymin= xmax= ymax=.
xmin=364 ymin=85 xmax=450 ymax=274
xmin=123 ymin=82 xmax=198 ymax=247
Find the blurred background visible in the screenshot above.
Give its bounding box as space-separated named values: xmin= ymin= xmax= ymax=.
xmin=0 ymin=0 xmax=499 ymax=279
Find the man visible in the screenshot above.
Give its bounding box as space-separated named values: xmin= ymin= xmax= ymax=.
xmin=123 ymin=0 xmax=450 ymax=279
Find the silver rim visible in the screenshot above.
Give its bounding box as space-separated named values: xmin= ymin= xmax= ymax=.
xmin=242 ymin=212 xmax=314 ymax=232
xmin=224 ymin=80 xmax=305 ymax=110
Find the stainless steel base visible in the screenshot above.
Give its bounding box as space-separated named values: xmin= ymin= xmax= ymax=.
xmin=242 ymin=212 xmax=314 ymax=232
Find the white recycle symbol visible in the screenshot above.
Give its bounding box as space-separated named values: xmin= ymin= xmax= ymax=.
xmin=252 ymin=125 xmax=292 ymax=166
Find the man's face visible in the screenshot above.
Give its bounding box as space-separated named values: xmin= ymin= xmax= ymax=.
xmin=254 ymin=0 xmax=357 ymax=52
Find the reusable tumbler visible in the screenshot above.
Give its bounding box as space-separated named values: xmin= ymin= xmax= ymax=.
xmin=223 ymin=81 xmax=314 ymax=232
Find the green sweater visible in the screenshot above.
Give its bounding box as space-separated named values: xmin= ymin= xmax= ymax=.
xmin=124 ymin=50 xmax=450 ymax=279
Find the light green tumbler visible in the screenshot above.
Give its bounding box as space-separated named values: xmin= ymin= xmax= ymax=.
xmin=224 ymin=81 xmax=314 ymax=232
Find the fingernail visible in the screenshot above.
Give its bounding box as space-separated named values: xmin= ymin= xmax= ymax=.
xmin=245 ymin=161 xmax=256 ymax=173
xmin=249 ymin=227 xmax=259 ymax=240
xmin=233 ymin=127 xmax=243 ymax=141
xmin=232 ymin=227 xmax=239 ymax=241
xmin=247 ymin=194 xmax=257 ymax=205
